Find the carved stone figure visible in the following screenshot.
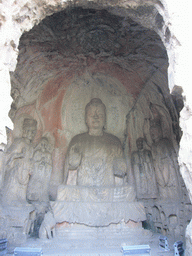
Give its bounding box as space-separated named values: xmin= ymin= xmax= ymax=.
xmin=131 ymin=137 xmax=158 ymax=199
xmin=26 ymin=137 xmax=53 ymax=238
xmin=52 ymin=98 xmax=145 ymax=227
xmin=1 ymin=118 xmax=37 ymax=204
xmin=39 ymin=210 xmax=56 ymax=239
xmin=8 ymin=88 xmax=21 ymax=121
xmin=25 ymin=203 xmax=50 ymax=238
xmin=64 ymin=98 xmax=127 ymax=186
xmin=149 ymin=120 xmax=181 ymax=200
xmin=27 ymin=137 xmax=52 ymax=203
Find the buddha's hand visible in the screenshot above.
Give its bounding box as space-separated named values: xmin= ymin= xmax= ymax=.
xmin=68 ymin=144 xmax=82 ymax=169
xmin=113 ymin=157 xmax=127 ymax=178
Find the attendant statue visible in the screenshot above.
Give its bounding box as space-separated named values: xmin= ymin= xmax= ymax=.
xmin=26 ymin=137 xmax=53 ymax=238
xmin=2 ymin=118 xmax=37 ymax=204
xmin=27 ymin=137 xmax=52 ymax=204
xmin=64 ymin=98 xmax=127 ymax=186
xmin=131 ymin=137 xmax=158 ymax=199
xmin=149 ymin=119 xmax=181 ymax=200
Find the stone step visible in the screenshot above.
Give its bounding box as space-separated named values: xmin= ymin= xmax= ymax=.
xmin=6 ymin=232 xmax=177 ymax=256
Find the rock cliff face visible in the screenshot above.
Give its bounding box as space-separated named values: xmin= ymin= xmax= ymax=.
xmin=0 ymin=0 xmax=192 ymax=254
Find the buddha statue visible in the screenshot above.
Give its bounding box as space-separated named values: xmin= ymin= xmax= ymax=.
xmin=52 ymin=98 xmax=145 ymax=227
xmin=64 ymin=98 xmax=127 ymax=186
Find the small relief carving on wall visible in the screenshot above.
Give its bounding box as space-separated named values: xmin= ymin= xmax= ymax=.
xmin=8 ymin=88 xmax=26 ymax=121
xmin=8 ymin=88 xmax=20 ymax=121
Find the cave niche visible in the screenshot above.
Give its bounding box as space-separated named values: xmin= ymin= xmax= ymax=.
xmin=1 ymin=6 xmax=191 ymax=245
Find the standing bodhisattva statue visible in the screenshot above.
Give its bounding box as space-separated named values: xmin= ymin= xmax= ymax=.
xmin=2 ymin=118 xmax=37 ymax=204
xmin=149 ymin=119 xmax=181 ymax=199
xmin=131 ymin=137 xmax=158 ymax=199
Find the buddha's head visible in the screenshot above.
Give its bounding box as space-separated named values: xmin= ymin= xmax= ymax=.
xmin=85 ymin=98 xmax=106 ymax=135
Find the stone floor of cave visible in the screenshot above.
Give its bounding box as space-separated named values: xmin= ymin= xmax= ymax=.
xmin=5 ymin=230 xmax=182 ymax=255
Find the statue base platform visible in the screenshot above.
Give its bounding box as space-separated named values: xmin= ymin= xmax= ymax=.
xmin=52 ymin=184 xmax=146 ymax=226
xmin=55 ymin=220 xmax=146 ymax=241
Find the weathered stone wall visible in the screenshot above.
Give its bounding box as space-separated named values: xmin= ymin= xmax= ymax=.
xmin=0 ymin=0 xmax=192 ymax=253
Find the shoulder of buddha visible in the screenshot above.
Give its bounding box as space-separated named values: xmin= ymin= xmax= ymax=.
xmin=69 ymin=132 xmax=89 ymax=143
xmin=102 ymin=132 xmax=122 ymax=146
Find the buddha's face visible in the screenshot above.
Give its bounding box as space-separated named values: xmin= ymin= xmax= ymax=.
xmin=86 ymin=104 xmax=105 ymax=131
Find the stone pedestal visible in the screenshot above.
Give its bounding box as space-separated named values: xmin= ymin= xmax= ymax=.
xmin=55 ymin=221 xmax=147 ymax=242
xmin=52 ymin=184 xmax=145 ymax=228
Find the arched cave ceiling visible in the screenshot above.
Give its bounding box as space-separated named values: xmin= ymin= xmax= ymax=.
xmin=11 ymin=7 xmax=168 ymax=104
xmin=9 ymin=6 xmax=181 ymax=148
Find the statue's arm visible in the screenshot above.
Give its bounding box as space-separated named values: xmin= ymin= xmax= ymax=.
xmin=131 ymin=152 xmax=140 ymax=172
xmin=68 ymin=143 xmax=82 ymax=169
xmin=63 ymin=137 xmax=82 ymax=184
xmin=131 ymin=153 xmax=140 ymax=183
xmin=113 ymin=144 xmax=127 ymax=178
